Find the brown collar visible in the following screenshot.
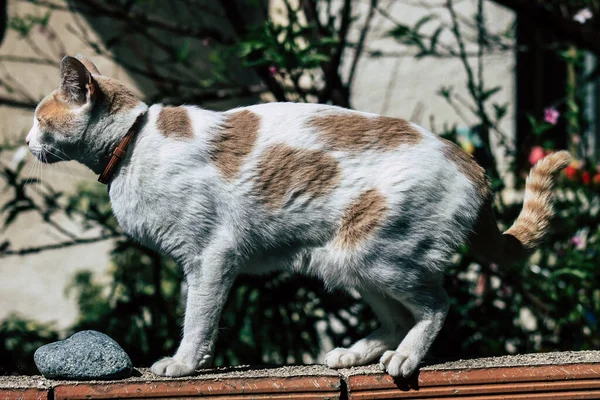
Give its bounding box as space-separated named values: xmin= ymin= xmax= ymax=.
xmin=98 ymin=112 xmax=146 ymax=184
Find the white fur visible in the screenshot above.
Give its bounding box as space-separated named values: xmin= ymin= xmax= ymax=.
xmin=99 ymin=102 xmax=481 ymax=377
xmin=28 ymin=65 xmax=484 ymax=378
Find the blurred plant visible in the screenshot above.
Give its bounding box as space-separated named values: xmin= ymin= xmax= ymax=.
xmin=0 ymin=314 xmax=58 ymax=375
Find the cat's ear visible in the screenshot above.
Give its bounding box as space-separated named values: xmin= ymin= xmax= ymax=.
xmin=75 ymin=54 xmax=101 ymax=75
xmin=59 ymin=56 xmax=95 ymax=105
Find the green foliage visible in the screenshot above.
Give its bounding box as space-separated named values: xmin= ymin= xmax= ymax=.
xmin=0 ymin=314 xmax=58 ymax=375
xmin=236 ymin=8 xmax=336 ymax=72
xmin=8 ymin=11 xmax=51 ymax=37
xmin=65 ymin=237 xmax=184 ymax=367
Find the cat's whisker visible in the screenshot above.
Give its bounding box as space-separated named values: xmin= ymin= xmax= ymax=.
xmin=43 ymin=146 xmax=67 ymax=162
xmin=42 ymin=146 xmax=83 ymax=180
xmin=23 ymin=155 xmax=36 ymax=187
xmin=53 ymin=146 xmax=71 ymax=160
xmin=40 ymin=151 xmax=46 ymax=193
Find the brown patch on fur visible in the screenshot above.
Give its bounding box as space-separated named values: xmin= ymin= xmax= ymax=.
xmin=36 ymin=92 xmax=75 ymax=132
xmin=95 ymin=77 xmax=140 ymax=113
xmin=210 ymin=110 xmax=260 ymax=180
xmin=254 ymin=144 xmax=340 ymax=208
xmin=440 ymin=138 xmax=491 ymax=199
xmin=336 ymin=189 xmax=388 ymax=248
xmin=156 ymin=106 xmax=193 ymax=140
xmin=309 ymin=114 xmax=422 ymax=151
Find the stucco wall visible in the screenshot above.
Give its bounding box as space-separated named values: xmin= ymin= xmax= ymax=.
xmin=0 ymin=0 xmax=141 ymax=329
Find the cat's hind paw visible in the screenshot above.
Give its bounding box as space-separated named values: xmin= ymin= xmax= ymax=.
xmin=151 ymin=357 xmax=196 ymax=377
xmin=379 ymin=350 xmax=419 ymax=378
xmin=324 ymin=348 xmax=363 ymax=368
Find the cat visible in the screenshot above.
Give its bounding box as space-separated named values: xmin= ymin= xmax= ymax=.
xmin=26 ymin=55 xmax=571 ymax=378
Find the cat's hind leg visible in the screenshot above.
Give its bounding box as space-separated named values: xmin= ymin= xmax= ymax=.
xmin=379 ymin=286 xmax=449 ymax=377
xmin=324 ymin=289 xmax=413 ymax=368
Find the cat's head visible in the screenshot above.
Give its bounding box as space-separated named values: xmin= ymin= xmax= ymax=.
xmin=26 ymin=55 xmax=144 ymax=170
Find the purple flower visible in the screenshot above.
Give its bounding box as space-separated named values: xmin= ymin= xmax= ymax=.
xmin=268 ymin=66 xmax=278 ymax=76
xmin=544 ymin=107 xmax=560 ymax=125
xmin=571 ymin=234 xmax=587 ymax=250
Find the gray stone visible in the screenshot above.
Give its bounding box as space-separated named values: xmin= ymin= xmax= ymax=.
xmin=34 ymin=330 xmax=132 ymax=380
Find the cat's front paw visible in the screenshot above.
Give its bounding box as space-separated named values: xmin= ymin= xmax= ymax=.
xmin=324 ymin=348 xmax=362 ymax=368
xmin=378 ymin=350 xmax=419 ymax=378
xmin=151 ymin=357 xmax=196 ymax=377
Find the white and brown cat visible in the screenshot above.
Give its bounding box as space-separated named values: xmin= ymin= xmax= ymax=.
xmin=26 ymin=55 xmax=570 ymax=377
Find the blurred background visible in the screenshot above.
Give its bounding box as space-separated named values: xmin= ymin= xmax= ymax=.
xmin=0 ymin=0 xmax=599 ymax=375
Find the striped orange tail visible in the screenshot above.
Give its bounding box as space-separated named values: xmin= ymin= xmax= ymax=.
xmin=470 ymin=151 xmax=571 ymax=264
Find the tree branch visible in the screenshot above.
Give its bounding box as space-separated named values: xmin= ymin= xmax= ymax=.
xmin=348 ymin=0 xmax=378 ymax=89
xmin=0 ymin=96 xmax=37 ymax=109
xmin=0 ymin=233 xmax=120 ymax=257
xmin=218 ymin=0 xmax=288 ymax=102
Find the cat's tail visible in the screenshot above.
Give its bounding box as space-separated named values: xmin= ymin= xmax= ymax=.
xmin=470 ymin=150 xmax=571 ymax=265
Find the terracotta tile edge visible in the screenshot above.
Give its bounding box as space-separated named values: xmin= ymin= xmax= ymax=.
xmin=346 ymin=363 xmax=600 ymax=393
xmin=4 ymin=358 xmax=600 ymax=399
xmin=0 ymin=387 xmax=50 ymax=400
xmin=52 ymin=375 xmax=341 ymax=399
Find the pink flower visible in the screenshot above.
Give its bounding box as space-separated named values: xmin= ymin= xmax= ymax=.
xmin=544 ymin=107 xmax=560 ymax=125
xmin=202 ymin=38 xmax=210 ymax=46
xmin=268 ymin=66 xmax=278 ymax=76
xmin=528 ymin=146 xmax=546 ymax=166
xmin=574 ymin=8 xmax=593 ymax=24
xmin=571 ymin=231 xmax=587 ymax=250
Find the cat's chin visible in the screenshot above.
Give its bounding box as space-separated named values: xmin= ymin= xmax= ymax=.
xmin=31 ymin=150 xmax=61 ymax=164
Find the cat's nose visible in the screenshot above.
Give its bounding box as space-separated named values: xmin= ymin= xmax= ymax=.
xmin=26 ymin=126 xmax=35 ymax=146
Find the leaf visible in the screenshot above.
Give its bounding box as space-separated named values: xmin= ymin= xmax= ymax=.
xmin=551 ymin=269 xmax=588 ymax=280
xmin=303 ymin=53 xmax=330 ymax=64
xmin=3 ymin=204 xmax=34 ymax=227
xmin=242 ymin=58 xmax=269 ymax=68
xmin=430 ymin=27 xmax=443 ymax=52
xmin=535 ymin=123 xmax=553 ymax=136
xmin=177 ymin=39 xmax=191 ymax=62
xmin=493 ymin=103 xmax=508 ymax=121
xmin=437 ymin=85 xmax=453 ymax=100
xmin=526 ymin=114 xmax=538 ymax=130
xmin=387 ymin=24 xmax=411 ymax=39
xmin=480 ymin=86 xmax=501 ymax=102
xmin=414 ymin=15 xmax=434 ymax=31
xmin=317 ymin=37 xmax=338 ymax=46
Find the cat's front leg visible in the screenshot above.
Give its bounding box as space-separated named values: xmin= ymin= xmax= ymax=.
xmin=151 ymin=243 xmax=238 ymax=377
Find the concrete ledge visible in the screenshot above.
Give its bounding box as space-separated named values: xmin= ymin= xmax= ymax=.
xmin=2 ymin=351 xmax=600 ymax=399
